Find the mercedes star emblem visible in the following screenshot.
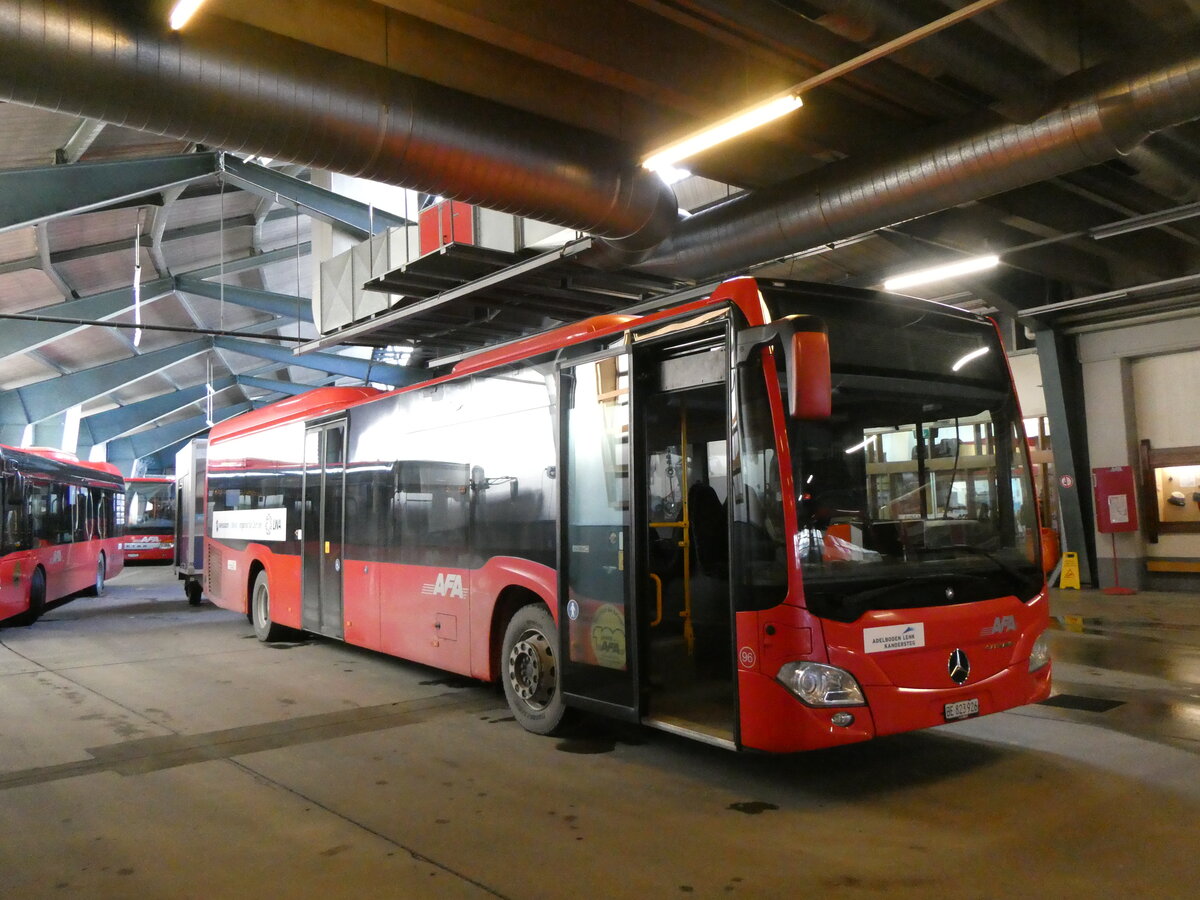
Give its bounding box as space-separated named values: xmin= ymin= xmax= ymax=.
xmin=948 ymin=649 xmax=970 ymax=685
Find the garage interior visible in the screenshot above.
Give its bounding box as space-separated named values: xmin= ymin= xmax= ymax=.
xmin=1 ymin=1 xmax=1199 ymax=895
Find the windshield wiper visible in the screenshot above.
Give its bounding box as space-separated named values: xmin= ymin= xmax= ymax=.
xmin=910 ymin=544 xmax=1034 ymax=584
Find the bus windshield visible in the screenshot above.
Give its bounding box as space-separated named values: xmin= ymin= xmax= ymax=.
xmin=125 ymin=481 xmax=175 ymax=535
xmin=761 ymin=285 xmax=1042 ymax=622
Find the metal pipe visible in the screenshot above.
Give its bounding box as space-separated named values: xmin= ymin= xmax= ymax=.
xmin=637 ymin=37 xmax=1200 ymax=279
xmin=0 ymin=312 xmax=307 ymax=342
xmin=0 ymin=0 xmax=676 ymax=246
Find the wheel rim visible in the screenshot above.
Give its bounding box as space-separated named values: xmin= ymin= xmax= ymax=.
xmin=253 ymin=584 xmax=268 ymax=629
xmin=507 ymin=627 xmax=556 ymax=710
xmin=95 ymin=559 xmax=104 ymax=593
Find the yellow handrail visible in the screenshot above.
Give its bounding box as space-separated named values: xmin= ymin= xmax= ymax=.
xmin=648 ymin=573 xmax=663 ymax=626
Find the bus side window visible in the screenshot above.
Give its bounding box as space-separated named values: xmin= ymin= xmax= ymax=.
xmin=71 ymin=486 xmax=90 ymax=542
xmin=2 ymin=475 xmax=27 ymax=552
xmin=53 ymin=486 xmax=72 ymax=543
xmin=27 ymin=481 xmax=49 ymax=546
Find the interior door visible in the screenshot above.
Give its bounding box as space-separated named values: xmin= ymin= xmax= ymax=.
xmin=559 ymin=352 xmax=639 ymax=719
xmin=302 ymin=421 xmax=346 ymax=638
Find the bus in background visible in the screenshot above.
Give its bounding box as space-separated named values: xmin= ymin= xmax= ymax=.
xmin=202 ymin=276 xmax=1051 ymax=753
xmin=173 ymin=440 xmax=207 ymax=605
xmin=122 ymin=476 xmax=176 ymax=564
xmin=0 ymin=445 xmax=125 ymax=626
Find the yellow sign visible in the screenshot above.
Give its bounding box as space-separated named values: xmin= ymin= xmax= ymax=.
xmin=1060 ymin=551 xmax=1080 ymax=590
xmin=590 ymin=603 xmax=627 ymax=670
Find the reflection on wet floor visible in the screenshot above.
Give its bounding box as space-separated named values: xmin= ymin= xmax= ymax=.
xmin=1033 ymin=589 xmax=1200 ymax=753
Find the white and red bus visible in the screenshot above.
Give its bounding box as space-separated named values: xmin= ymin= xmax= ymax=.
xmin=121 ymin=476 xmax=176 ymax=563
xmin=202 ymin=277 xmax=1051 ymax=752
xmin=0 ymin=446 xmax=125 ymax=626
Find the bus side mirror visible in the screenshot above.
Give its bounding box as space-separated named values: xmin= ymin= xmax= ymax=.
xmin=788 ymin=330 xmax=831 ymax=420
xmin=738 ymin=317 xmax=831 ymax=420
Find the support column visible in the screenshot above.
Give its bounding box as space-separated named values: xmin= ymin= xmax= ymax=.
xmin=1082 ymin=357 xmax=1146 ymax=590
xmin=30 ymin=414 xmax=68 ymax=451
xmin=1034 ymin=327 xmax=1096 ymax=585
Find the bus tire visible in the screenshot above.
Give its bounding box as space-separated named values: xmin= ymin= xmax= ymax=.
xmin=251 ymin=571 xmax=293 ymax=642
xmin=12 ymin=568 xmax=47 ymax=627
xmin=501 ymin=604 xmax=569 ymax=735
xmin=82 ymin=554 xmax=105 ymax=597
xmin=185 ymin=579 xmax=203 ymax=606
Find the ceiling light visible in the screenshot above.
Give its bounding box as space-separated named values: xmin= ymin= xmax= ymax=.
xmin=655 ymin=165 xmax=692 ymax=186
xmin=169 ymin=0 xmax=207 ymax=30
xmin=883 ymin=255 xmax=1000 ymax=291
xmin=642 ymin=94 xmax=802 ymax=172
xmin=844 ymin=436 xmax=872 ymax=455
xmin=951 ymin=347 xmax=990 ymax=372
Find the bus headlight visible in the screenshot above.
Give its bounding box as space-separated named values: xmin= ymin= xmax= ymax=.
xmin=1028 ymin=634 xmax=1051 ymax=672
xmin=777 ymin=662 xmax=865 ymax=707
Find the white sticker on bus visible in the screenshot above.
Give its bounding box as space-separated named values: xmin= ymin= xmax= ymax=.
xmin=211 ymin=508 xmax=288 ymax=542
xmin=863 ymin=623 xmax=925 ymax=653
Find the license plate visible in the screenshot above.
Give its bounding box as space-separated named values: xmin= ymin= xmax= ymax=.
xmin=944 ymin=698 xmax=979 ymax=721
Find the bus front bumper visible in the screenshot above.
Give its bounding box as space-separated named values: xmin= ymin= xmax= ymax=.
xmin=737 ymin=660 xmax=1051 ymax=753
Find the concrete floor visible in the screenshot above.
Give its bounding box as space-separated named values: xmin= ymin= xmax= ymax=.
xmin=1 ymin=566 xmax=1197 ymax=899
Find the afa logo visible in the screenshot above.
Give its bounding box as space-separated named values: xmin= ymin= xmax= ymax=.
xmin=980 ymin=615 xmax=1017 ymax=637
xmin=422 ymin=572 xmax=468 ymax=599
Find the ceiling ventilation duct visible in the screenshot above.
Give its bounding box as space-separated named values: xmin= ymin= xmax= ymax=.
xmin=0 ymin=0 xmax=676 ymax=251
xmin=2 ymin=2 xmax=1199 ymax=283
xmin=637 ymin=37 xmax=1200 ymax=280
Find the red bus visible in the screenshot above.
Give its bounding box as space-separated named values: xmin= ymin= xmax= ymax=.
xmin=0 ymin=446 xmax=125 ymax=626
xmin=122 ymin=476 xmax=176 ymax=563
xmin=203 ymin=277 xmax=1051 ymax=752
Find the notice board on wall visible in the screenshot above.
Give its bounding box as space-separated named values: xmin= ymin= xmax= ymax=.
xmin=1093 ymin=466 xmax=1138 ymax=533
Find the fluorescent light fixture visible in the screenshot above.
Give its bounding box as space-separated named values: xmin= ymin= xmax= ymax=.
xmin=655 ymin=165 xmax=692 ymax=186
xmin=169 ymin=0 xmax=207 ymax=30
xmin=844 ymin=436 xmax=873 ymax=455
xmin=951 ymin=346 xmax=990 ymax=372
xmin=643 ymin=93 xmax=802 ymax=172
xmin=883 ymin=254 xmax=1000 ymax=291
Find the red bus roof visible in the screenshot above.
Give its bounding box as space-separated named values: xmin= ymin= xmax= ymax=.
xmin=451 ymin=314 xmax=639 ymax=377
xmin=208 ymin=277 xmax=773 ymax=445
xmin=208 ymin=386 xmax=382 ymax=443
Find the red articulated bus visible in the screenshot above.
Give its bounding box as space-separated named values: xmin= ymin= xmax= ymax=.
xmin=0 ymin=446 xmax=125 ymax=626
xmin=203 ymin=277 xmax=1051 ymax=752
xmin=122 ymin=476 xmax=176 ymax=563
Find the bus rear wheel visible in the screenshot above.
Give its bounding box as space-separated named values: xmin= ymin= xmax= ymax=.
xmin=185 ymin=579 xmax=203 ymax=606
xmin=501 ymin=604 xmax=569 ymax=735
xmin=251 ymin=572 xmax=294 ymax=642
xmin=82 ymin=554 xmax=105 ymax=597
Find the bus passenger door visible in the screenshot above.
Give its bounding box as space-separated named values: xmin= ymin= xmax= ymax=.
xmin=302 ymin=421 xmax=346 ymax=639
xmin=634 ymin=327 xmax=736 ymax=747
xmin=558 ymin=353 xmax=639 ymax=721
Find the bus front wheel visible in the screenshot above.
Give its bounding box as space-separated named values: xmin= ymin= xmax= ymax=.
xmin=251 ymin=572 xmax=292 ymax=642
xmin=12 ymin=568 xmax=47 ymax=626
xmin=501 ymin=604 xmax=569 ymax=735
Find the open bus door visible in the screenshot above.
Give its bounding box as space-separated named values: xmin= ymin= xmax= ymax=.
xmin=558 ymin=350 xmax=640 ymax=722
xmin=559 ymin=327 xmax=738 ymax=747
xmin=302 ymin=420 xmax=347 ymax=638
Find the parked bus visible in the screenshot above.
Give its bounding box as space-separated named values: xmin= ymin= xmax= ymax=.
xmin=203 ymin=277 xmax=1051 ymax=752
xmin=122 ymin=476 xmax=176 ymax=563
xmin=0 ymin=445 xmax=125 ymax=626
xmin=173 ymin=440 xmax=207 ymax=604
